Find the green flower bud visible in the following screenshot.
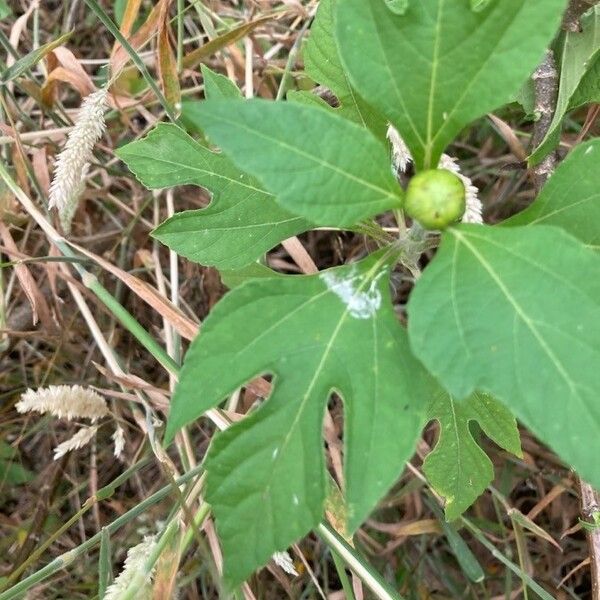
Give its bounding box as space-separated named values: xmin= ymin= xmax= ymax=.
xmin=405 ymin=169 xmax=466 ymax=230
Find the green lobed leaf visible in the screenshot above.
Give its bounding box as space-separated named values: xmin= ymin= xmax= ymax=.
xmin=303 ymin=0 xmax=386 ymax=136
xmin=201 ymin=64 xmax=242 ymax=100
xmin=530 ymin=6 xmax=600 ymax=164
xmin=408 ymin=225 xmax=600 ymax=489
xmin=181 ymin=99 xmax=403 ymax=227
xmin=184 ymin=100 xmax=403 ymax=227
xmin=506 ymin=139 xmax=600 ymax=250
xmin=117 ymin=123 xmax=311 ymax=269
xmin=167 ymin=251 xmax=435 ymax=586
xmin=336 ymin=0 xmax=567 ymax=169
xmin=424 ymin=392 xmax=521 ymax=521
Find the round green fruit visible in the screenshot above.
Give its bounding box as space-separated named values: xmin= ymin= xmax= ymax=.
xmin=405 ymin=169 xmax=466 ymax=230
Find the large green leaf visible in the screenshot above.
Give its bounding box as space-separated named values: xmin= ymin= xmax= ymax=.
xmin=303 ymin=0 xmax=385 ymax=136
xmin=507 ymin=139 xmax=600 ymax=250
xmin=181 ymin=99 xmax=403 ymax=227
xmin=408 ymin=225 xmax=600 ymax=488
xmin=167 ymin=252 xmax=435 ymax=586
xmin=336 ymin=0 xmax=567 ymax=170
xmin=530 ymin=6 xmax=600 ymax=164
xmin=117 ymin=123 xmax=311 ymax=269
xmin=424 ymin=392 xmax=521 ymax=521
xmin=570 ymin=53 xmax=600 ymax=109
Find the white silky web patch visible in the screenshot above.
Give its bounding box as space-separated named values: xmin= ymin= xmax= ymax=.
xmin=321 ymin=267 xmax=384 ymax=319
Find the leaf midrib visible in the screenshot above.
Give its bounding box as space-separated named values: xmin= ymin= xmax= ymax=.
xmin=448 ymin=395 xmax=464 ymax=503
xmin=366 ymin=1 xmax=425 ymax=148
xmin=159 ymin=215 xmax=304 ymax=234
xmin=425 ymin=0 xmax=445 ymax=168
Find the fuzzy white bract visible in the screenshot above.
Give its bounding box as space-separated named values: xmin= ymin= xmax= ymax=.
xmin=112 ymin=425 xmax=125 ymax=458
xmin=53 ymin=426 xmax=97 ymax=460
xmin=387 ymin=125 xmax=483 ymax=224
xmin=272 ymin=551 xmax=299 ymax=576
xmin=387 ymin=125 xmax=412 ymax=173
xmin=48 ymin=88 xmax=108 ymax=230
xmin=104 ymin=535 xmax=157 ymax=600
xmin=438 ymin=154 xmax=483 ymax=224
xmin=16 ymin=385 xmax=109 ymax=422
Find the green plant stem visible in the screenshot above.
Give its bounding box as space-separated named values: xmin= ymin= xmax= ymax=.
xmin=82 ymin=0 xmax=177 ymax=122
xmin=275 ymin=16 xmax=312 ymax=101
xmin=177 ymin=0 xmax=185 ymax=72
xmin=330 ymin=549 xmax=356 ymax=600
xmin=98 ymin=528 xmax=112 ymax=598
xmin=180 ymin=493 xmax=211 ymax=553
xmin=460 ymin=516 xmax=555 ymax=600
xmin=316 ymin=523 xmax=404 ymax=600
xmin=0 ymin=463 xmax=205 ymax=600
xmin=78 ymin=268 xmax=180 ymax=375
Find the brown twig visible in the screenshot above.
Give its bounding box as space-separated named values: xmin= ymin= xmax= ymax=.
xmin=531 ymin=49 xmax=558 ymax=192
xmin=579 ymin=480 xmax=600 ymax=600
xmin=562 ymin=0 xmax=598 ymax=32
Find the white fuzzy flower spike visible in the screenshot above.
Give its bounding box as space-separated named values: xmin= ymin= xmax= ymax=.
xmin=53 ymin=426 xmax=98 ymax=460
xmin=272 ymin=551 xmax=299 ymax=576
xmin=49 ymin=88 xmax=108 ymax=230
xmin=104 ymin=536 xmax=157 ymax=600
xmin=16 ymin=385 xmax=109 ymax=422
xmin=387 ymin=125 xmax=483 ymax=224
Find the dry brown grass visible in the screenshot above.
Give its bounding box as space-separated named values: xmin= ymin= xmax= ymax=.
xmin=0 ymin=0 xmax=598 ymax=598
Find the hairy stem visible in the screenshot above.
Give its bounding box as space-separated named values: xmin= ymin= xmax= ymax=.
xmin=562 ymin=0 xmax=597 ymax=31
xmin=580 ymin=480 xmax=600 ymax=600
xmin=531 ymin=49 xmax=558 ymax=192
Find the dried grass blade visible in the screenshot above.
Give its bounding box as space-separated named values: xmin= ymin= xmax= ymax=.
xmin=182 ymin=15 xmax=275 ymax=70
xmin=67 ymin=240 xmax=198 ymax=341
xmin=0 ymin=222 xmax=55 ymax=331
